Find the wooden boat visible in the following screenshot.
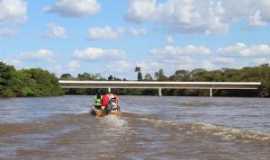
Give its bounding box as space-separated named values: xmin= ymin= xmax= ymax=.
xmin=90 ymin=105 xmax=121 ymax=117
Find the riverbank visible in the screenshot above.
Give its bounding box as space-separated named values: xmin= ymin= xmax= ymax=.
xmin=2 ymin=61 xmax=270 ymax=98
xmin=0 ymin=62 xmax=63 ymax=98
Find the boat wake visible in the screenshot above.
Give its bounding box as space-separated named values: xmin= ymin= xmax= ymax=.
xmin=190 ymin=122 xmax=270 ymax=142
xmin=100 ymin=114 xmax=128 ymax=128
xmin=131 ymin=115 xmax=270 ymax=143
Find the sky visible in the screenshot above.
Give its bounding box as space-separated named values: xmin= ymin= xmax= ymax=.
xmin=1 ymin=0 xmax=270 ymax=79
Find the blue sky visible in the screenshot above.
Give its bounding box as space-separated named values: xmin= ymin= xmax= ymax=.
xmin=1 ymin=0 xmax=270 ymax=79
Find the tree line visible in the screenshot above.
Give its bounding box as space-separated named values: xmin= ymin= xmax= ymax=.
xmin=60 ymin=64 xmax=270 ymax=97
xmin=1 ymin=60 xmax=270 ymax=97
xmin=0 ymin=62 xmax=63 ymax=97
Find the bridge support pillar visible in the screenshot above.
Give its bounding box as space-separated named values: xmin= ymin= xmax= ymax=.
xmin=210 ymin=88 xmax=213 ymax=97
xmin=108 ymin=88 xmax=111 ymax=93
xmin=158 ymin=88 xmax=162 ymax=97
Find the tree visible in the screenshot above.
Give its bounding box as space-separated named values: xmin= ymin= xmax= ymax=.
xmin=137 ymin=72 xmax=143 ymax=81
xmin=78 ymin=73 xmax=91 ymax=80
xmin=0 ymin=63 xmax=64 ymax=97
xmin=108 ymin=75 xmax=113 ymax=81
xmin=154 ymin=69 xmax=167 ymax=81
xmin=60 ymin=73 xmax=73 ymax=80
xmin=21 ymin=68 xmax=63 ymax=96
xmin=170 ymin=70 xmax=190 ymax=81
xmin=135 ymin=67 xmax=141 ymax=72
xmin=144 ymin=73 xmax=153 ymax=81
xmin=135 ymin=66 xmax=143 ymax=81
xmin=0 ymin=62 xmax=16 ymax=96
xmin=2 ymin=60 xmax=270 ymax=97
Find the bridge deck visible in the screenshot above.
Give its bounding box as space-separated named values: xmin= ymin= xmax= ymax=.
xmin=59 ymin=80 xmax=261 ymax=90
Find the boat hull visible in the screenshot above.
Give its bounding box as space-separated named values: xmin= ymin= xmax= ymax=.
xmin=90 ymin=106 xmax=120 ymax=117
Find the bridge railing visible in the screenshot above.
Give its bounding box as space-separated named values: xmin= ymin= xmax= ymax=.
xmin=58 ymin=80 xmax=261 ymax=97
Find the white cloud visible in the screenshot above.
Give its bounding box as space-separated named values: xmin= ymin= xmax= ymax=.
xmin=0 ymin=0 xmax=27 ymax=23
xmin=44 ymin=0 xmax=100 ymax=18
xmin=68 ymin=60 xmax=80 ymax=70
xmin=126 ymin=0 xmax=270 ymax=34
xmin=249 ymin=10 xmax=267 ymax=26
xmin=22 ymin=43 xmax=270 ymax=77
xmin=0 ymin=0 xmax=27 ymax=37
xmin=254 ymin=58 xmax=270 ymax=65
xmin=106 ymin=60 xmax=133 ymax=73
xmin=137 ymin=56 xmax=198 ymax=76
xmin=2 ymin=58 xmax=22 ymax=68
xmin=126 ymin=0 xmax=156 ymax=23
xmin=135 ymin=44 xmax=212 ymax=75
xmin=21 ymin=49 xmax=55 ymax=62
xmin=256 ymin=0 xmax=270 ymax=23
xmin=88 ymin=26 xmax=146 ymax=40
xmin=201 ymin=60 xmax=217 ymax=70
xmin=218 ymin=43 xmax=270 ymax=57
xmin=166 ymin=35 xmax=175 ymax=44
xmin=46 ymin=23 xmax=67 ymax=38
xmin=150 ymin=45 xmax=211 ymax=58
xmin=127 ymin=27 xmax=147 ymax=36
xmin=137 ymin=60 xmax=164 ymax=73
xmin=73 ymin=47 xmax=126 ymax=61
xmin=135 ymin=43 xmax=270 ymax=75
xmin=88 ymin=26 xmax=122 ymax=40
xmin=0 ymin=28 xmax=16 ymax=37
xmin=126 ymin=0 xmax=228 ymax=34
xmin=213 ymin=57 xmax=235 ymax=65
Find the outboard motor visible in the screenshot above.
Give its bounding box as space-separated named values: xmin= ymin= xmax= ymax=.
xmin=109 ymin=97 xmax=120 ymax=112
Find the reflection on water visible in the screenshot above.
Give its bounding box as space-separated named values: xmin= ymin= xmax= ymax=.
xmin=0 ymin=96 xmax=270 ymax=160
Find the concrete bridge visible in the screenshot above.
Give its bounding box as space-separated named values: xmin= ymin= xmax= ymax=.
xmin=59 ymin=80 xmax=261 ymax=97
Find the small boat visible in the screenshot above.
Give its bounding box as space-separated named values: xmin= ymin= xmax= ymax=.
xmin=90 ymin=104 xmax=121 ymax=117
xmin=91 ymin=94 xmax=121 ymax=117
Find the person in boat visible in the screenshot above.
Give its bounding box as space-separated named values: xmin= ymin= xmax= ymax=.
xmin=94 ymin=91 xmax=102 ymax=109
xmin=108 ymin=95 xmax=120 ymax=112
xmin=101 ymin=93 xmax=109 ymax=111
xmin=101 ymin=93 xmax=120 ymax=113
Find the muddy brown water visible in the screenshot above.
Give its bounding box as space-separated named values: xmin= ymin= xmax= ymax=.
xmin=0 ymin=96 xmax=270 ymax=160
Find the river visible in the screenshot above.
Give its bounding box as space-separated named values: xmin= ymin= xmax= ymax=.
xmin=0 ymin=96 xmax=269 ymax=160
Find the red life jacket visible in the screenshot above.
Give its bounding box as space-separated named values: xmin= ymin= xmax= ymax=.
xmin=101 ymin=94 xmax=110 ymax=108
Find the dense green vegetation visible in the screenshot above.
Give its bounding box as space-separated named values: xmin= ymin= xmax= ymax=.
xmin=0 ymin=62 xmax=63 ymax=97
xmin=2 ymin=61 xmax=270 ymax=97
xmin=61 ymin=64 xmax=270 ymax=97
